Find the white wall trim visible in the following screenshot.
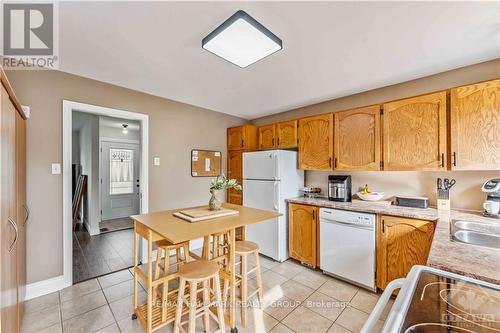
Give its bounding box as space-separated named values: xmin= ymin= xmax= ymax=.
xmin=83 ymin=216 xmax=100 ymax=236
xmin=63 ymin=100 xmax=150 ymax=291
xmin=25 ymin=275 xmax=66 ymax=301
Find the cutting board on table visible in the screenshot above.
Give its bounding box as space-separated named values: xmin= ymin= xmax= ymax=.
xmin=174 ymin=207 xmax=239 ymax=222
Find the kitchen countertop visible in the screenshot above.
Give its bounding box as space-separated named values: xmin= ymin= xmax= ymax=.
xmin=287 ymin=196 xmax=500 ymax=285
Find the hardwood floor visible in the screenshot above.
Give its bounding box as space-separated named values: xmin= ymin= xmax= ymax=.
xmin=73 ymin=228 xmax=134 ymax=283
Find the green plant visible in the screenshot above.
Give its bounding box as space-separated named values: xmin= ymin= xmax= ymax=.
xmin=210 ymin=174 xmax=242 ymax=191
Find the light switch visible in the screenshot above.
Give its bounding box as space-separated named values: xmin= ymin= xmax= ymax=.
xmin=51 ymin=163 xmax=61 ymax=174
xmin=153 ymin=157 xmax=160 ymax=166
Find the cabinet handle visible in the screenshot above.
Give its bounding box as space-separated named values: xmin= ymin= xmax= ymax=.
xmin=241 ymin=140 xmax=244 ymax=148
xmin=382 ymin=219 xmax=385 ymax=233
xmin=334 ymin=158 xmax=338 ymax=169
xmin=277 ymin=137 xmax=280 ymax=146
xmin=440 ymin=153 xmax=445 ymax=168
xmin=272 ymin=138 xmax=275 ymax=146
xmin=452 ymin=152 xmax=457 ymax=167
xmin=312 ymin=210 xmax=315 ymax=220
xmin=329 ymin=157 xmax=332 ymax=168
xmin=23 ymin=204 xmax=30 ymax=227
xmin=8 ymin=218 xmax=19 ymax=253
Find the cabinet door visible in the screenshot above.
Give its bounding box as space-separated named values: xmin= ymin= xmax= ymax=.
xmin=288 ymin=203 xmax=317 ymax=266
xmin=227 ymin=150 xmax=243 ymax=204
xmin=298 ymin=114 xmax=334 ymax=170
xmin=16 ymin=113 xmax=26 ymax=320
xmin=450 ymin=79 xmax=500 ymax=170
xmin=277 ymin=120 xmax=298 ymax=148
xmin=1 ymin=87 xmax=19 ymax=333
xmin=376 ymin=215 xmax=434 ymax=290
xmin=334 ymin=105 xmax=381 ymax=170
xmin=227 ymin=126 xmax=246 ymax=150
xmin=258 ymin=124 xmax=276 ymax=150
xmin=383 ymin=92 xmax=447 ymax=170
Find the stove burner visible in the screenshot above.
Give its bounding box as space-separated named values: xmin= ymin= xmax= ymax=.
xmin=400 ymin=272 xmax=500 ymax=333
xmin=404 ymin=323 xmax=487 ymax=333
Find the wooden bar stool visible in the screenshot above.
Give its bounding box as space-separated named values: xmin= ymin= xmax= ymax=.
xmin=231 ymin=240 xmax=264 ymax=327
xmin=154 ymin=240 xmax=190 ymax=322
xmin=173 ymin=260 xmax=226 ymax=333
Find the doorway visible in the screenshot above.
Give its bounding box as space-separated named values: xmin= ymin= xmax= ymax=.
xmin=71 ymin=113 xmax=142 ymax=283
xmin=100 ymin=141 xmax=140 ymax=231
xmin=63 ymin=101 xmax=149 ymax=287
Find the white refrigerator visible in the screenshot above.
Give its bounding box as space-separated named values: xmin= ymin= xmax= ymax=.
xmin=243 ymin=150 xmax=304 ymax=262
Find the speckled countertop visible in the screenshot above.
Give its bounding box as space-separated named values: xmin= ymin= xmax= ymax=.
xmin=287 ymin=196 xmax=500 ymax=285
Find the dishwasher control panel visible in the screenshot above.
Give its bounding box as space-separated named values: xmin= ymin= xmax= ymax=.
xmin=319 ymin=208 xmax=375 ymax=227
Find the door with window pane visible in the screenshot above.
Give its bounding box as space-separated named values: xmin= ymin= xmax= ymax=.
xmin=101 ymin=142 xmax=140 ymax=220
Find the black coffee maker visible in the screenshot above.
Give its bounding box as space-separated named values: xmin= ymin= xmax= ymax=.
xmin=328 ymin=175 xmax=352 ymax=202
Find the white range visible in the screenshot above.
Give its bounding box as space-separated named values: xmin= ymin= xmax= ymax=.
xmin=243 ymin=150 xmax=304 ymax=262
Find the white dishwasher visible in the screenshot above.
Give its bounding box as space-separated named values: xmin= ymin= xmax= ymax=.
xmin=319 ymin=208 xmax=376 ymax=291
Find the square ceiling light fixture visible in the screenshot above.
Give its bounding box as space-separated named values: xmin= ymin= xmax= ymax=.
xmin=202 ymin=10 xmax=282 ymax=68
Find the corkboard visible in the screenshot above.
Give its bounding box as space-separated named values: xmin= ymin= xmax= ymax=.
xmin=191 ymin=149 xmax=221 ymax=177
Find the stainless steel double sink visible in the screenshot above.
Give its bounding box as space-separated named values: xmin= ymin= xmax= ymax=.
xmin=450 ymin=220 xmax=500 ymax=250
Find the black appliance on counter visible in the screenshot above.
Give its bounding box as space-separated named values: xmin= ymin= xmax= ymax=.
xmin=328 ymin=175 xmax=351 ymax=202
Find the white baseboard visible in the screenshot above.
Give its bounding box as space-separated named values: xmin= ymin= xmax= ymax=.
xmin=25 ymin=275 xmax=70 ymax=301
xmin=26 ymin=239 xmax=204 ymax=300
xmin=83 ymin=217 xmax=100 ymax=236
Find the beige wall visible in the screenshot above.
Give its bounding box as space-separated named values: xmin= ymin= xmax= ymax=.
xmin=252 ymin=59 xmax=500 ymax=211
xmin=6 ymin=70 xmax=245 ymax=284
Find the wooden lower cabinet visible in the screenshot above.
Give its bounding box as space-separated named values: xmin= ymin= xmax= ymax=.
xmin=288 ymin=203 xmax=318 ymax=267
xmin=376 ymin=215 xmax=435 ymax=290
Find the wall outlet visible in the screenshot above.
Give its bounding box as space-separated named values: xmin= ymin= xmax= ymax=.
xmin=153 ymin=157 xmax=160 ymax=166
xmin=51 ymin=163 xmax=61 ymax=174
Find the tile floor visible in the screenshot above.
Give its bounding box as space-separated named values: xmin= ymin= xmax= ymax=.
xmin=23 ymin=256 xmax=393 ymax=333
xmin=100 ymin=218 xmax=134 ymax=233
xmin=73 ymin=229 xmax=134 ymax=283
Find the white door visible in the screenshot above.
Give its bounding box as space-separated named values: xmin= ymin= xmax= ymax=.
xmin=243 ymin=150 xmax=279 ymax=180
xmin=101 ymin=142 xmax=140 ymax=220
xmin=243 ymin=179 xmax=280 ymax=260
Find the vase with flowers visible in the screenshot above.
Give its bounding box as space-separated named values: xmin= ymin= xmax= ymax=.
xmin=209 ymin=175 xmax=242 ymax=211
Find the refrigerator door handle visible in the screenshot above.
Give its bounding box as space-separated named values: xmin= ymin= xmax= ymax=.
xmin=273 ymin=152 xmax=279 ymax=181
xmin=273 ymin=181 xmax=279 ymax=211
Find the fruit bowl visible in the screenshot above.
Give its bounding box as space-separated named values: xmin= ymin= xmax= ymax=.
xmin=357 ymin=192 xmax=385 ymax=201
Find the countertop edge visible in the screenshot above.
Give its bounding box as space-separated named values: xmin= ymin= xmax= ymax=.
xmin=286 ymin=196 xmax=500 ymax=286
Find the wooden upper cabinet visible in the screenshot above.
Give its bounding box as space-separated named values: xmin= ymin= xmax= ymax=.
xmin=450 ymin=79 xmax=500 ymax=170
xmin=298 ymin=114 xmax=334 ymax=170
xmin=382 ymin=92 xmax=447 ymax=170
xmin=376 ymin=215 xmax=435 ymax=290
xmin=276 ymin=120 xmax=298 ymax=148
xmin=288 ymin=203 xmax=317 ymax=267
xmin=334 ymin=106 xmax=381 ymax=170
xmin=227 ymin=125 xmax=257 ymax=151
xmin=258 ymin=124 xmax=276 ymax=150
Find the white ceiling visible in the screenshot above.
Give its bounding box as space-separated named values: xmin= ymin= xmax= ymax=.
xmin=59 ymin=2 xmax=500 ymax=119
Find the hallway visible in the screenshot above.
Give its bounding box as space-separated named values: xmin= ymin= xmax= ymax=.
xmin=73 ymin=228 xmax=134 ymax=283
